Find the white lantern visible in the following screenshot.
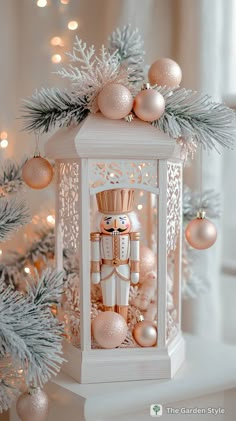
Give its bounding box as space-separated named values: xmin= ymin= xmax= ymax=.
xmin=45 ymin=113 xmax=185 ymax=383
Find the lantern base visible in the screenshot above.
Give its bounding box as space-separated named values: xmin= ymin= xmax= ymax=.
xmin=61 ymin=333 xmax=185 ymax=383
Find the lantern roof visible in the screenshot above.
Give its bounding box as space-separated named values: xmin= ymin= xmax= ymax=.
xmin=45 ymin=112 xmax=180 ymax=160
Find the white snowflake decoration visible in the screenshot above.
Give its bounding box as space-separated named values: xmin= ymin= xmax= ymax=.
xmin=57 ymin=37 xmax=132 ymax=113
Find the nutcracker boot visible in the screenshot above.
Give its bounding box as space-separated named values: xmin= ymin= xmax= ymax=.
xmin=116 ymin=305 xmax=129 ymax=322
xmin=104 ymin=306 xmax=115 ymax=312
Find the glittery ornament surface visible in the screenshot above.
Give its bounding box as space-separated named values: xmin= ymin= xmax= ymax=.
xmin=16 ymin=388 xmax=49 ymax=421
xmin=22 ymin=157 xmax=53 ymax=190
xmin=92 ymin=311 xmax=128 ymax=348
xmin=148 ymin=58 xmax=182 ymax=88
xmin=98 ymin=83 xmax=133 ymax=120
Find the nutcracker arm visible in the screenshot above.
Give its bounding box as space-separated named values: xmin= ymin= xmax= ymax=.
xmin=90 ymin=232 xmax=101 ymax=284
xmin=130 ymin=232 xmax=140 ymax=285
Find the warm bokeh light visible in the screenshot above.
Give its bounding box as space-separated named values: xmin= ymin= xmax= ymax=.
xmin=0 ymin=139 xmax=8 ymax=149
xmin=50 ymin=36 xmax=64 ymax=47
xmin=47 ymin=215 xmax=55 ymax=225
xmin=0 ymin=250 xmax=2 ymax=256
xmin=60 ymin=0 xmax=70 ymax=3
xmin=51 ymin=54 xmax=62 ymax=64
xmin=68 ymin=20 xmax=79 ymax=30
xmin=139 ymin=191 xmax=144 ymax=197
xmin=137 ymin=204 xmax=143 ymax=210
xmin=37 ymin=0 xmax=47 ymax=7
xmin=0 ymin=131 xmax=8 ymax=140
xmin=24 ymin=267 xmax=31 ymax=274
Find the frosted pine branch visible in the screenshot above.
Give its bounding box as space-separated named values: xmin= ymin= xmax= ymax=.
xmin=153 ymin=86 xmax=236 ymax=150
xmin=0 ymin=357 xmax=23 ymax=412
xmin=108 ymin=24 xmax=145 ymax=85
xmin=0 ymin=227 xmax=55 ymax=288
xmin=0 ymin=197 xmax=30 ymax=242
xmin=57 ymin=39 xmax=131 ymax=113
xmin=22 ymin=88 xmax=89 ymax=133
xmin=30 ymin=270 xmax=64 ymax=306
xmin=0 ymin=159 xmax=26 ymax=196
xmin=0 ymin=270 xmax=64 ymax=396
xmin=183 ymin=186 xmax=221 ymax=222
xmin=0 ymin=226 xmax=78 ymax=289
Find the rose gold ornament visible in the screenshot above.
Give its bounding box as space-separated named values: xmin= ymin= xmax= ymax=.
xmin=185 ymin=210 xmax=217 ymax=250
xmin=140 ymin=245 xmax=156 ymax=281
xmin=92 ymin=311 xmax=128 ymax=348
xmin=98 ymin=83 xmax=133 ymax=120
xmin=16 ymin=388 xmax=49 ymax=421
xmin=22 ymin=156 xmax=53 ymax=190
xmin=133 ymin=316 xmax=157 ymax=347
xmin=133 ymin=84 xmax=165 ymax=122
xmin=148 ymin=58 xmax=182 ymax=87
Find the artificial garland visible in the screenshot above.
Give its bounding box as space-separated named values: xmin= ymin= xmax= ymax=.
xmin=22 ymin=24 xmax=235 ymax=154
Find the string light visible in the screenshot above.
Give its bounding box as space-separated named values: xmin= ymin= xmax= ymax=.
xmin=137 ymin=204 xmax=143 ymax=210
xmin=24 ymin=267 xmax=31 ymax=274
xmin=50 ymin=36 xmax=64 ymax=47
xmin=51 ymin=54 xmax=62 ymax=64
xmin=60 ymin=0 xmax=70 ymax=3
xmin=0 ymin=139 xmax=8 ymax=149
xmin=37 ymin=0 xmax=47 ymax=7
xmin=139 ymin=191 xmax=144 ymax=197
xmin=47 ymin=215 xmax=55 ymax=225
xmin=0 ymin=250 xmax=2 ymax=256
xmin=68 ymin=20 xmax=79 ymax=30
xmin=0 ymin=131 xmax=8 ymax=140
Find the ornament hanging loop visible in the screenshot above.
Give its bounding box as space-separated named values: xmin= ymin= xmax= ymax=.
xmin=34 ymin=132 xmax=41 ymax=158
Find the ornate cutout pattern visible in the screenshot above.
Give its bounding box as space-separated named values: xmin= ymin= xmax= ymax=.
xmin=167 ymin=163 xmax=182 ymax=254
xmin=57 ymin=160 xmax=80 ymax=250
xmin=89 ymin=160 xmax=158 ymax=193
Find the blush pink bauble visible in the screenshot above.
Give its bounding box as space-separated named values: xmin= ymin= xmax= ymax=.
xmin=98 ymin=83 xmax=133 ymax=120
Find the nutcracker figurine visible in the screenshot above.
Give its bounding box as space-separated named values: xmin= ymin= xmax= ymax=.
xmin=90 ymin=188 xmax=140 ymax=322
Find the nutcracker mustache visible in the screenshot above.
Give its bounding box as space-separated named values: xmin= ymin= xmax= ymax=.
xmin=104 ymin=227 xmax=127 ymax=233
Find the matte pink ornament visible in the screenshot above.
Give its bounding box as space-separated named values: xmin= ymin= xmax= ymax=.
xmin=22 ymin=156 xmax=53 ymax=190
xmin=92 ymin=311 xmax=128 ymax=348
xmin=148 ymin=58 xmax=182 ymax=88
xmin=140 ymin=245 xmax=156 ymax=280
xmin=133 ymin=318 xmax=157 ymax=347
xmin=133 ymin=88 xmax=165 ymax=122
xmin=98 ymin=83 xmax=133 ymax=120
xmin=16 ymin=388 xmax=49 ymax=421
xmin=185 ymin=213 xmax=217 ymax=250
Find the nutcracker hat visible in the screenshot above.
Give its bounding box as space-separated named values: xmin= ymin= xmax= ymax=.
xmin=96 ymin=188 xmax=135 ymax=214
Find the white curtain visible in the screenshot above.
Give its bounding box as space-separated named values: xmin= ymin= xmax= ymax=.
xmin=1 ymin=0 xmax=235 ymax=341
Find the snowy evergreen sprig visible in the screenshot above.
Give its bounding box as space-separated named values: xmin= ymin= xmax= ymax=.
xmin=22 ymin=88 xmax=89 ymax=133
xmin=0 ymin=159 xmax=26 ymax=196
xmin=0 ymin=197 xmax=30 ymax=242
xmin=0 ymin=225 xmax=78 ymax=289
xmin=108 ymin=24 xmax=145 ymax=84
xmin=0 ymin=270 xmax=64 ymax=412
xmin=56 ymin=39 xmax=131 ymax=113
xmin=21 ymin=26 xmax=236 ymax=151
xmin=153 ymin=86 xmax=236 ymax=150
xmin=183 ymin=186 xmax=221 ymax=222
xmin=0 ymin=227 xmax=55 ymax=288
xmin=0 ymin=357 xmax=23 ymax=412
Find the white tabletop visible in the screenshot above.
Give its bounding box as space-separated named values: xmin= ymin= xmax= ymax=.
xmin=47 ymin=334 xmax=236 ymax=420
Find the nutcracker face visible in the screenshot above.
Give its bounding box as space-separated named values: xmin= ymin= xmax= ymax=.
xmin=100 ymin=214 xmax=131 ymax=235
